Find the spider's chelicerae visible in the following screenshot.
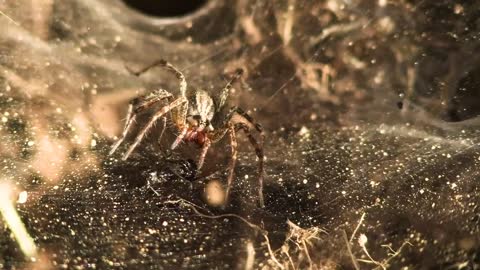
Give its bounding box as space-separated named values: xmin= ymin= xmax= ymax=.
xmin=109 ymin=59 xmax=265 ymax=207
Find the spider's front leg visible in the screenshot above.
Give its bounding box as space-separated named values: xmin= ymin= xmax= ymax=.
xmin=118 ymin=59 xmax=190 ymax=159
xmin=127 ymin=59 xmax=187 ymax=97
xmin=123 ymin=97 xmax=187 ymax=160
xmin=170 ymin=100 xmax=189 ymax=150
xmin=136 ymin=59 xmax=190 ymax=151
xmin=110 ymin=90 xmax=172 ymax=156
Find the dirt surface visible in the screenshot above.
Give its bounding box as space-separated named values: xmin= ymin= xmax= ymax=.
xmin=1 ymin=1 xmax=480 ymax=269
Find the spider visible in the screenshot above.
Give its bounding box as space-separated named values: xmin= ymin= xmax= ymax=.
xmin=109 ymin=59 xmax=265 ymax=207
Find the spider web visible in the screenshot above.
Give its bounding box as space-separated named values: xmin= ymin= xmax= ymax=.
xmin=0 ymin=0 xmax=480 ymax=269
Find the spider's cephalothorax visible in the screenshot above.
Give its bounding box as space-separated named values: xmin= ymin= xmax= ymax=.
xmin=109 ymin=60 xmax=265 ymax=207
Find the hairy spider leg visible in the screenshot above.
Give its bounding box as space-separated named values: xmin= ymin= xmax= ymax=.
xmin=157 ymin=116 xmax=167 ymax=146
xmin=128 ymin=58 xmax=191 ymax=150
xmin=170 ymin=99 xmax=190 ymax=150
xmin=225 ymin=106 xmax=263 ymax=134
xmin=217 ymin=68 xmax=244 ymax=111
xmin=197 ymin=137 xmax=212 ymax=170
xmin=236 ymin=123 xmax=265 ymax=208
xmin=224 ymin=124 xmax=237 ymax=206
xmin=171 ymin=126 xmax=188 ymax=150
xmin=110 ymin=93 xmax=172 ymax=156
xmin=124 ymin=59 xmax=191 ymax=156
xmin=123 ymin=97 xmax=187 ymax=160
xmin=128 ymin=58 xmax=190 ymax=125
xmin=109 ymin=103 xmax=134 ymax=156
xmin=128 ymin=59 xmax=187 ymax=97
xmin=211 ymin=106 xmax=265 ymax=207
xmin=227 ymin=107 xmax=264 ymax=207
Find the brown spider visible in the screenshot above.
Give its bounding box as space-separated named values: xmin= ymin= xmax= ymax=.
xmin=109 ymin=59 xmax=265 ymax=207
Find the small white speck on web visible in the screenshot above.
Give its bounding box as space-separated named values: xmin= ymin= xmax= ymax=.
xmin=358 ymin=234 xmax=368 ymax=246
xmin=298 ymin=126 xmax=310 ymax=137
xmin=17 ymin=191 xmax=28 ymax=204
xmin=162 ymin=221 xmax=168 ymax=226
